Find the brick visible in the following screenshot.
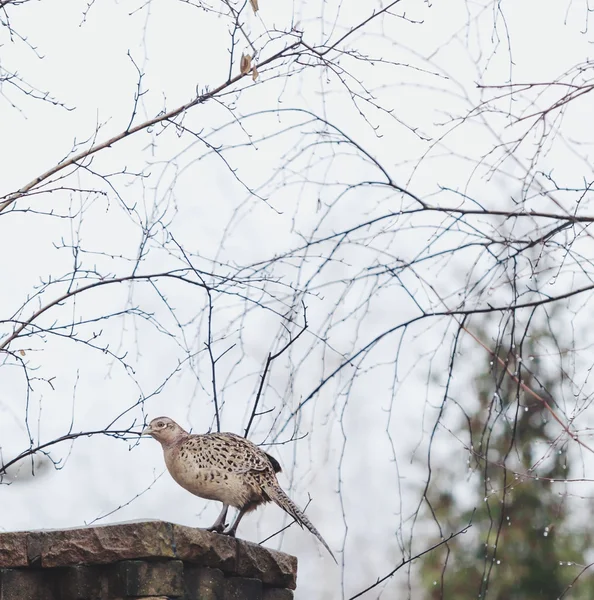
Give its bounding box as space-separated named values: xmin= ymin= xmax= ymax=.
xmin=0 ymin=568 xmax=55 ymax=600
xmin=112 ymin=560 xmax=184 ymax=597
xmin=223 ymin=576 xmax=262 ymax=600
xmin=263 ymin=588 xmax=294 ymax=600
xmin=56 ymin=565 xmax=108 ymax=599
xmin=112 ymin=597 xmax=170 ymax=600
xmin=184 ymin=566 xmax=225 ymax=600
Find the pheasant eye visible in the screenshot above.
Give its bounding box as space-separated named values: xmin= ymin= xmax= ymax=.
xmin=157 ymin=421 xmax=164 ymax=428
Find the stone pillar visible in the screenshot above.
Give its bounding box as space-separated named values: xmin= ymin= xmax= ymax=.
xmin=0 ymin=520 xmax=297 ymax=599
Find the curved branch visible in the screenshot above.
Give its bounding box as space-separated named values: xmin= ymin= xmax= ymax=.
xmin=0 ymin=428 xmax=140 ymax=478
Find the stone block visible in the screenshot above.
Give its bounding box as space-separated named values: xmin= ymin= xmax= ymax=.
xmin=169 ymin=526 xmax=237 ymax=573
xmin=263 ymin=588 xmax=294 ymax=600
xmin=0 ymin=533 xmax=28 ymax=568
xmin=112 ymin=559 xmax=184 ymax=597
xmin=26 ymin=521 xmax=178 ymax=568
xmin=111 ymin=597 xmax=170 ymax=600
xmin=184 ymin=566 xmax=225 ymax=600
xmin=0 ymin=568 xmax=55 ymax=600
xmin=172 ymin=525 xmax=297 ymax=589
xmin=57 ymin=565 xmax=108 ymax=599
xmin=112 ymin=597 xmax=170 ymax=600
xmin=223 ymin=576 xmax=262 ymax=600
xmin=235 ymin=538 xmax=297 ymax=589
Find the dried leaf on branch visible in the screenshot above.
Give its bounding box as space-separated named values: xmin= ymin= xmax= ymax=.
xmin=240 ymin=53 xmax=252 ymax=75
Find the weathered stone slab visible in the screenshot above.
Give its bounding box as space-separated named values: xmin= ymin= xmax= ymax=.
xmin=172 ymin=524 xmax=296 ymax=588
xmin=0 ymin=521 xmax=298 ymax=590
xmin=0 ymin=532 xmax=28 ymax=568
xmin=235 ymin=536 xmax=297 ymax=589
xmin=170 ymin=525 xmax=237 ymax=572
xmin=27 ymin=521 xmax=177 ymax=568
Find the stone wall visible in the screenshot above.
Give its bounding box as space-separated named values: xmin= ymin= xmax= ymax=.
xmin=0 ymin=520 xmax=297 ymax=599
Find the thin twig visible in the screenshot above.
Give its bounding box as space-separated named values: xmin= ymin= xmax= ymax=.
xmin=244 ymin=302 xmax=308 ymax=437
xmin=0 ymin=41 xmax=301 ymax=215
xmin=348 ymin=522 xmax=473 ymax=599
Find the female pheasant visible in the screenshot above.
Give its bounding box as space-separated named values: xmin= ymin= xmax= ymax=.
xmin=143 ymin=416 xmax=335 ymax=561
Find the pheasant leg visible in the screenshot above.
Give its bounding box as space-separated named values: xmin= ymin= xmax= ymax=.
xmin=206 ymin=503 xmax=229 ymax=533
xmin=223 ymin=505 xmax=250 ymax=537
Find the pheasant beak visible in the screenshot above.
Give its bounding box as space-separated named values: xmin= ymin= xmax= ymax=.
xmin=141 ymin=425 xmax=154 ymax=436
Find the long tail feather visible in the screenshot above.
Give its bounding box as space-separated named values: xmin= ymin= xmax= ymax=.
xmin=264 ymin=483 xmax=337 ymax=563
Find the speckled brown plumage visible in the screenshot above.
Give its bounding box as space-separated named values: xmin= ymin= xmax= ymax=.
xmin=143 ymin=416 xmax=335 ymax=561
